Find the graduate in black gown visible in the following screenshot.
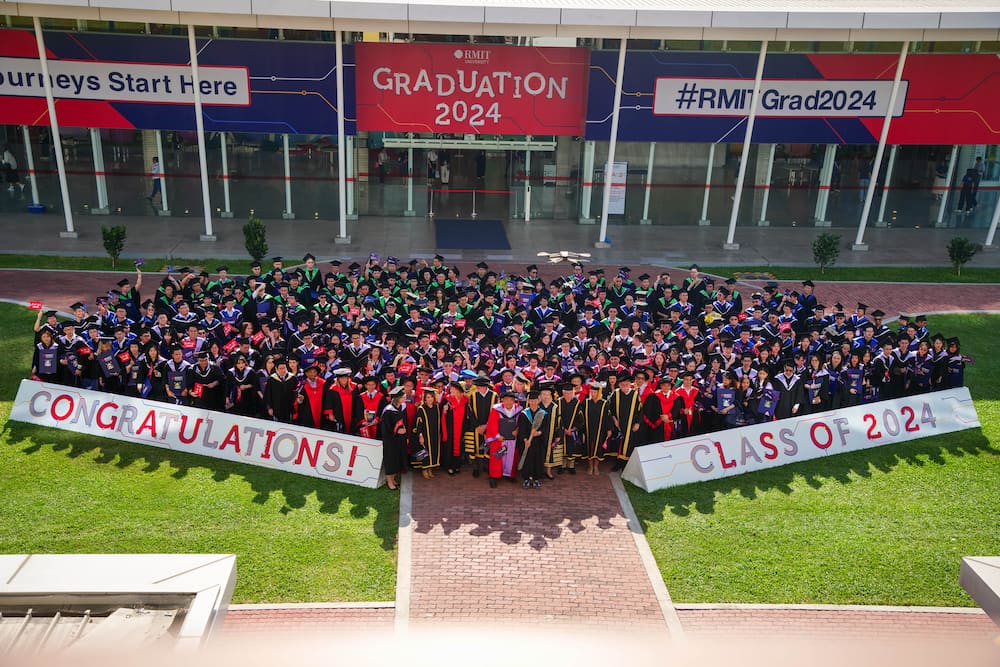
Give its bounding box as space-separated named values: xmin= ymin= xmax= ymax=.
xmin=517 ymin=391 xmax=550 ymax=488
xmin=583 ymin=383 xmax=612 ymax=475
xmin=379 ymin=386 xmax=409 ymax=490
xmin=264 ymin=357 xmax=299 ymax=423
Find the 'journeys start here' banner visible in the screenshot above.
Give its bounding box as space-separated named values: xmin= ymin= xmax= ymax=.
xmin=0 ymin=28 xmax=355 ymax=134
xmin=623 ymin=387 xmax=980 ymax=492
xmin=10 ymin=380 xmax=384 ymax=488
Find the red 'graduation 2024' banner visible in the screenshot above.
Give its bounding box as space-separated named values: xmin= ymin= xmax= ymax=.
xmin=355 ymin=42 xmax=590 ymax=135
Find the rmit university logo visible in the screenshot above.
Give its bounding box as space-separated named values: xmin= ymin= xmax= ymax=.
xmin=455 ymin=48 xmax=491 ymax=65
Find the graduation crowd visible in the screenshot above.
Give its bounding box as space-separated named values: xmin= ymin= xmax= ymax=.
xmin=30 ymin=255 xmax=970 ymax=490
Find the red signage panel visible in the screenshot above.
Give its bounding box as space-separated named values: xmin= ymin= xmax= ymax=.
xmin=355 ymin=43 xmax=589 ymax=135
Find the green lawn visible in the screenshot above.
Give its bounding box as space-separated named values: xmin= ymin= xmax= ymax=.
xmin=0 ymin=305 xmax=397 ymax=603
xmin=627 ymin=312 xmax=1000 ymax=607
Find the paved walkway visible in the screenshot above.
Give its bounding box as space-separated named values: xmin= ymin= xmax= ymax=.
xmin=1 ymin=211 xmax=999 ymax=267
xmin=406 ymin=468 xmax=672 ymax=635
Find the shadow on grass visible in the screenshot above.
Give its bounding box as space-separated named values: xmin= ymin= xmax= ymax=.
xmin=5 ymin=420 xmax=398 ymax=551
xmin=627 ymin=428 xmax=997 ymax=520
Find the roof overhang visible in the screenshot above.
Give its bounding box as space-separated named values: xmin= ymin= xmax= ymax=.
xmin=3 ymin=0 xmax=1000 ymax=41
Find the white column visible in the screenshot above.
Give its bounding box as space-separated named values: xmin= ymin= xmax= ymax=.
xmin=854 ymin=40 xmax=909 ymax=250
xmin=89 ymin=128 xmax=109 ymax=214
xmin=523 ymin=147 xmax=531 ymax=222
xmin=579 ymin=140 xmax=595 ymax=223
xmin=281 ymin=133 xmax=295 ymax=219
xmin=33 ymin=18 xmax=76 ymax=238
xmin=220 ymin=131 xmax=232 ymax=218
xmin=934 ymin=144 xmax=959 ymax=229
xmin=188 ymin=25 xmax=215 ymax=241
xmin=724 ymin=39 xmax=769 ymax=250
xmin=698 ymin=143 xmax=715 ymax=225
xmin=405 ymin=146 xmax=415 ymax=216
xmin=985 ymin=190 xmax=1000 ymax=248
xmin=640 ymin=141 xmax=655 ymax=225
xmin=876 ymin=144 xmax=898 ymax=227
xmin=334 ymin=30 xmax=350 ymax=244
xmin=21 ymin=126 xmax=40 ymax=206
xmin=758 ymin=143 xmax=776 ymax=226
xmin=346 ymin=135 xmax=357 ymax=220
xmin=154 ymin=130 xmax=171 ymax=215
xmin=813 ymin=144 xmax=837 ymax=226
xmin=596 ymin=38 xmax=627 ymax=248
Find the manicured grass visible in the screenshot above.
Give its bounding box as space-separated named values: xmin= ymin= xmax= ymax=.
xmin=698 ymin=265 xmax=1000 ymax=284
xmin=0 ymin=305 xmax=397 ymax=603
xmin=627 ymin=313 xmax=1000 ymax=607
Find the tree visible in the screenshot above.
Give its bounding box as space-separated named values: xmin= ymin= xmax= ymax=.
xmin=947 ymin=236 xmax=982 ymax=276
xmin=812 ymin=232 xmax=841 ymax=274
xmin=243 ymin=216 xmax=268 ymax=262
xmin=101 ymin=225 xmax=127 ymax=268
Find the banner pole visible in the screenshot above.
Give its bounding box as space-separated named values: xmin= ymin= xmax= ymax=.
xmin=724 ymin=39 xmax=768 ymax=251
xmin=33 ymin=17 xmax=76 ymax=238
xmin=188 ymin=24 xmax=216 ymax=241
xmin=854 ymin=40 xmax=909 ymax=250
xmin=334 ymin=30 xmax=350 ymax=244
xmin=596 ymin=38 xmax=627 ymax=248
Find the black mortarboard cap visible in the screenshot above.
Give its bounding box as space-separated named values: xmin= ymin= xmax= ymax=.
xmin=801 ymin=280 xmax=814 ymax=287
xmin=857 ymin=302 xmax=868 ymax=310
xmin=271 ymin=256 xmax=283 ymax=263
xmin=871 ymin=309 xmax=885 ymax=318
xmin=116 ymin=279 xmax=130 ymax=287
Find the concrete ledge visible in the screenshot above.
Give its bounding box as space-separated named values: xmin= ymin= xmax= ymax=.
xmin=852 ymin=243 xmax=869 ymax=251
xmin=960 ymin=556 xmax=1000 ymax=627
xmin=58 ymin=231 xmax=78 ymax=239
xmin=229 ymin=601 xmax=395 ymax=611
xmin=334 ymin=235 xmax=352 ymax=245
xmin=200 ymin=234 xmax=218 ymax=242
xmin=723 ymin=242 xmax=740 ymax=251
xmin=675 ymin=602 xmax=987 ymax=614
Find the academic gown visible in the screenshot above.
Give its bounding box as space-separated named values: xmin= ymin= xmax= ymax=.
xmin=294 ymin=378 xmax=326 ymax=428
xmin=379 ymin=403 xmax=409 ymax=477
xmin=802 ymin=368 xmax=831 ymax=413
xmin=642 ymin=391 xmax=674 ymax=444
xmin=442 ymin=394 xmax=468 ymax=471
xmin=557 ymin=397 xmax=584 ymax=461
xmin=671 ymin=386 xmax=701 ymax=437
xmin=538 ymin=400 xmax=563 ymax=470
xmin=772 ymin=372 xmax=805 ymax=420
xmin=324 ymin=382 xmax=362 ymax=434
xmin=583 ymin=398 xmax=612 ymax=460
xmin=265 ymin=372 xmax=299 ymax=423
xmin=484 ymin=403 xmax=522 ymax=479
xmin=465 ymin=389 xmax=498 ymax=460
xmin=188 ymin=363 xmax=226 ymax=412
xmin=608 ymin=388 xmax=643 ymax=461
xmin=517 ymin=406 xmax=551 ymax=480
xmin=227 ymin=367 xmax=259 ymax=416
xmin=413 ymin=403 xmax=444 ymax=469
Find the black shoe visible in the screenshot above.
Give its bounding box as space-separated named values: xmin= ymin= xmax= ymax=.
xmin=557 ymin=467 xmax=565 ymax=475
xmin=533 ymin=479 xmax=541 ymax=489
xmin=472 ymin=467 xmax=480 ymax=478
xmin=489 ymin=479 xmax=498 ymax=488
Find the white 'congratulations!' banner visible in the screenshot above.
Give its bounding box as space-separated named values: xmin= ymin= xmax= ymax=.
xmin=623 ymin=387 xmax=980 ymax=492
xmin=10 ymin=380 xmax=384 ymax=488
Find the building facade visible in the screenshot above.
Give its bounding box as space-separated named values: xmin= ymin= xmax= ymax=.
xmin=1 ymin=0 xmax=999 ymax=250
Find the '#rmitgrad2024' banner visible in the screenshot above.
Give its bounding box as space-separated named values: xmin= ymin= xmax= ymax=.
xmin=10 ymin=380 xmax=384 ymax=488
xmin=623 ymin=387 xmax=980 ymax=493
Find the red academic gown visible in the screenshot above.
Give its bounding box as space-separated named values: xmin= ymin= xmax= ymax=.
xmin=642 ymin=390 xmax=674 ymax=443
xmin=325 ymin=382 xmax=359 ymax=434
xmin=294 ymin=378 xmax=325 ymax=428
xmin=484 ymin=403 xmax=522 ymax=479
xmin=441 ymin=396 xmax=469 ymax=459
xmin=359 ymin=390 xmax=387 ymax=440
xmin=671 ymin=385 xmax=701 ymax=436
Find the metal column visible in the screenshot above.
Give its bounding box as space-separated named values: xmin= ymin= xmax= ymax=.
xmin=154 ymin=130 xmax=171 ymax=215
xmin=346 ymin=135 xmax=357 ymax=220
xmin=854 ymin=40 xmax=909 ymax=250
xmin=758 ymin=143 xmax=776 ymax=226
xmin=282 ymin=133 xmax=295 ymax=219
xmin=698 ymin=144 xmax=714 ymax=225
xmin=596 ymin=38 xmax=627 ymax=247
xmin=21 ymin=126 xmax=39 ymax=206
xmin=33 ymin=18 xmax=76 ymax=238
xmin=876 ymin=144 xmax=898 ymax=227
xmin=405 ymin=146 xmax=416 ymax=216
xmin=985 ymin=190 xmax=1000 ymax=248
xmin=813 ymin=144 xmax=837 ymax=227
xmin=220 ymin=131 xmax=233 ymax=218
xmin=334 ymin=30 xmax=350 ymax=244
xmin=89 ymin=128 xmax=109 ymax=214
xmin=579 ymin=140 xmax=595 ymax=224
xmin=523 ymin=148 xmax=531 ymax=222
xmin=724 ymin=39 xmax=769 ymax=250
xmin=640 ymin=142 xmax=655 ymax=225
xmin=934 ymin=144 xmax=959 ymax=229
xmin=188 ymin=25 xmax=216 ymax=241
